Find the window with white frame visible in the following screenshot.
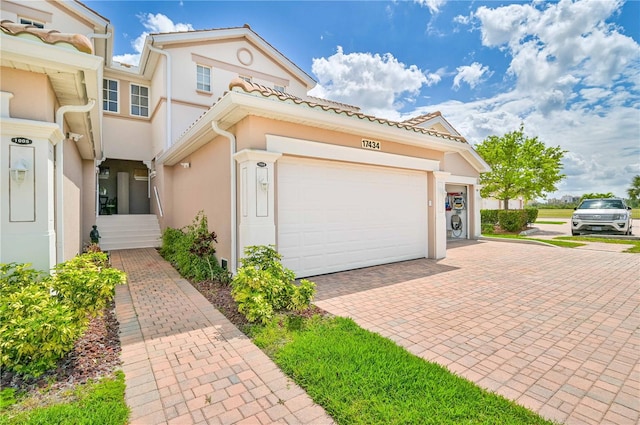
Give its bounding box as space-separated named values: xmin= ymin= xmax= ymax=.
xmin=274 ymin=85 xmax=286 ymax=93
xmin=196 ymin=65 xmax=211 ymax=92
xmin=19 ymin=18 xmax=44 ymax=28
xmin=130 ymin=84 xmax=149 ymax=117
xmin=103 ymin=79 xmax=118 ymax=112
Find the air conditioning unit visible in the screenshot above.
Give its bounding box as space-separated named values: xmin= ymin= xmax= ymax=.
xmin=133 ymin=168 xmax=148 ymax=181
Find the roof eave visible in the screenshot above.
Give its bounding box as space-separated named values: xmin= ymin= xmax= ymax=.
xmin=1 ymin=34 xmax=104 ymax=159
xmin=145 ymin=27 xmax=316 ymax=89
xmin=161 ymin=90 xmax=489 ymax=173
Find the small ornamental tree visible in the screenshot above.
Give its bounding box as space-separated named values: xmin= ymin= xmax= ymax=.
xmin=476 ymin=125 xmax=566 ymax=210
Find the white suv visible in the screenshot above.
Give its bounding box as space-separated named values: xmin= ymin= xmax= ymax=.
xmin=571 ymin=198 xmax=633 ymax=236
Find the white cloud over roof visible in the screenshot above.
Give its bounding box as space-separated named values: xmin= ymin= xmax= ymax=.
xmin=113 ymin=13 xmax=194 ymax=66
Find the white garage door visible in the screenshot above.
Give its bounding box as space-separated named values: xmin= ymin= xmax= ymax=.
xmin=277 ymin=157 xmax=427 ymax=278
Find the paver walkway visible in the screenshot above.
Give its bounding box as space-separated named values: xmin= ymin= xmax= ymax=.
xmin=313 ymin=240 xmax=640 ymax=425
xmin=111 ymin=248 xmax=334 ymax=425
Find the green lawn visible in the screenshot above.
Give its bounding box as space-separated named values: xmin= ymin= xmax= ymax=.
xmin=537 ymin=208 xmax=640 ymax=219
xmin=483 ymin=233 xmax=639 ymax=253
xmin=249 ymin=315 xmax=556 ymax=425
xmin=534 ymin=220 xmax=566 ymax=225
xmin=0 ymin=372 xmax=128 ymax=425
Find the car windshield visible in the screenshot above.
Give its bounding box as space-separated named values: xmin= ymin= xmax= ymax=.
xmin=578 ymin=199 xmax=624 ymax=209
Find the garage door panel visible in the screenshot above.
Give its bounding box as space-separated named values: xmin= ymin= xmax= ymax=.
xmin=277 ymin=157 xmax=427 ymax=277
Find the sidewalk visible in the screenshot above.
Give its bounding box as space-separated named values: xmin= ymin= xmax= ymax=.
xmin=111 ymin=248 xmax=334 ymax=425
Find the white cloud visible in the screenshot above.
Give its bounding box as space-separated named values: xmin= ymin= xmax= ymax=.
xmin=406 ymin=92 xmax=640 ymax=198
xmin=473 ymin=0 xmax=639 ymax=106
xmin=452 ymin=62 xmax=492 ymax=89
xmin=308 ymin=46 xmax=432 ymax=118
xmin=113 ymin=13 xmax=194 ymax=66
xmin=414 ymin=0 xmax=447 ymax=15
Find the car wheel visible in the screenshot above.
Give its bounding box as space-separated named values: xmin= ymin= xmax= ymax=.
xmin=571 ymin=231 xmax=579 ymax=236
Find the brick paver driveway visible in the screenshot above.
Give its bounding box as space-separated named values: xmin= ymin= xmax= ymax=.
xmin=313 ymin=240 xmax=639 ymax=425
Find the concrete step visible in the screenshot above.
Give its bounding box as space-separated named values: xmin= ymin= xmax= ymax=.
xmin=95 ymin=214 xmax=161 ymax=251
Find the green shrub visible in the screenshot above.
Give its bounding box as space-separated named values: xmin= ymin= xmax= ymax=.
xmin=231 ymin=245 xmax=316 ymax=324
xmin=524 ymin=207 xmax=539 ymax=224
xmin=481 ymin=222 xmax=496 ymax=234
xmin=0 ymin=255 xmax=125 ymax=378
xmin=497 ymin=210 xmax=529 ymax=232
xmin=480 ymin=209 xmax=499 ymax=224
xmin=160 ymin=211 xmax=228 ymax=282
xmin=50 ymin=252 xmax=126 ymax=319
xmin=0 ymin=281 xmax=85 ymax=377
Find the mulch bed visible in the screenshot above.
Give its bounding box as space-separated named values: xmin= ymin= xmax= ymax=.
xmin=190 ymin=278 xmax=328 ymax=330
xmin=1 ymin=301 xmax=121 ymax=408
xmin=1 ymin=265 xmax=324 ymax=410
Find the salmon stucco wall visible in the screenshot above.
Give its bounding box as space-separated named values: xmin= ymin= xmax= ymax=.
xmin=234 ymin=115 xmax=446 ymax=164
xmin=0 ymin=68 xmax=56 ymax=122
xmin=63 ymin=137 xmax=84 ymax=260
xmin=443 ymin=152 xmax=479 ymax=178
xmin=164 ymin=135 xmax=232 ymax=264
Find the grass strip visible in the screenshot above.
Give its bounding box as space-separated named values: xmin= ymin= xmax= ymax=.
xmin=534 ymin=220 xmax=565 ymax=225
xmin=252 ymin=316 xmax=555 ymax=425
xmin=483 ymin=233 xmax=585 ymax=248
xmin=555 ymin=236 xmax=640 ymax=253
xmin=0 ymin=371 xmax=128 ymax=425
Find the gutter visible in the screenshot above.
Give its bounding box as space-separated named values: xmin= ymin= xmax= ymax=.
xmin=211 ymin=121 xmax=237 ymax=273
xmin=86 ymin=24 xmax=112 ymax=63
xmin=55 ymin=100 xmax=96 ymax=264
xmin=148 ymin=40 xmax=172 ymax=150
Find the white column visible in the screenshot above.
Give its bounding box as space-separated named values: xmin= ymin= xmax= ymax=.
xmin=472 ymin=184 xmax=482 ymax=238
xmin=1 ymin=118 xmax=63 ymax=271
xmin=233 ymin=149 xmax=282 ymax=259
xmin=432 ymin=171 xmax=451 ymax=259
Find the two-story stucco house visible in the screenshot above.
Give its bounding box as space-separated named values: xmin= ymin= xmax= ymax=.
xmin=1 ymin=0 xmax=489 ymax=277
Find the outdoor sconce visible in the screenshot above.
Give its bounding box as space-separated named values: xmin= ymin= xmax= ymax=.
xmin=259 ymin=177 xmax=269 ymax=191
xmin=180 ymin=162 xmax=191 ymax=169
xmin=9 ymin=159 xmax=29 ymax=184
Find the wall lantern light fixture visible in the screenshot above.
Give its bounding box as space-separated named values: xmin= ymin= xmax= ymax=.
xmin=180 ymin=162 xmax=191 ymax=169
xmin=9 ymin=159 xmax=29 ymax=183
xmin=259 ymin=176 xmax=269 ymax=191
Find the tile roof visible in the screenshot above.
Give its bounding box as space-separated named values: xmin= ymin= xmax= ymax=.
xmin=402 ymin=112 xmax=442 ymax=126
xmin=0 ymin=20 xmax=93 ymax=54
xmin=228 ymin=78 xmax=467 ymax=143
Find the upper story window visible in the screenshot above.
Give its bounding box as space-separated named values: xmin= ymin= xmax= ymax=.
xmin=196 ymin=65 xmax=211 ymax=92
xmin=239 ymin=75 xmax=252 ymax=83
xmin=130 ymin=84 xmax=149 ymax=117
xmin=19 ymin=18 xmax=44 ymax=28
xmin=103 ymin=79 xmax=118 ymax=113
xmin=274 ymin=85 xmax=286 ymax=93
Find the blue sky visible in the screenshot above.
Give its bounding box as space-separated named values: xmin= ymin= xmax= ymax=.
xmin=84 ymin=0 xmax=640 ymax=200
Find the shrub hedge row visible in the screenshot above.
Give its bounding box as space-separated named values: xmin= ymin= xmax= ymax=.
xmin=160 ymin=211 xmax=230 ymax=283
xmin=481 ymin=208 xmax=539 ymax=233
xmin=0 ymin=253 xmax=126 ymax=377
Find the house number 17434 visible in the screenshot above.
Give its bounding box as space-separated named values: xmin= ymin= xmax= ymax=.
xmin=361 ymin=139 xmax=381 ymax=150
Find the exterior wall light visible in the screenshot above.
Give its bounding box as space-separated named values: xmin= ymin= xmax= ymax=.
xmin=9 ymin=159 xmax=29 ymax=183
xmin=180 ymin=162 xmax=190 ymax=169
xmin=259 ymin=177 xmax=269 ymax=191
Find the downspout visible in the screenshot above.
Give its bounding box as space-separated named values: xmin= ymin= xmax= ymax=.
xmin=55 ymin=100 xmax=96 ymax=264
xmin=148 ymin=41 xmax=172 ymax=150
xmin=211 ymin=121 xmax=237 ymax=273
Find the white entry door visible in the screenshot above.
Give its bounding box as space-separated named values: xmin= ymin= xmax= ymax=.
xmin=277 ymin=157 xmax=427 ymax=277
